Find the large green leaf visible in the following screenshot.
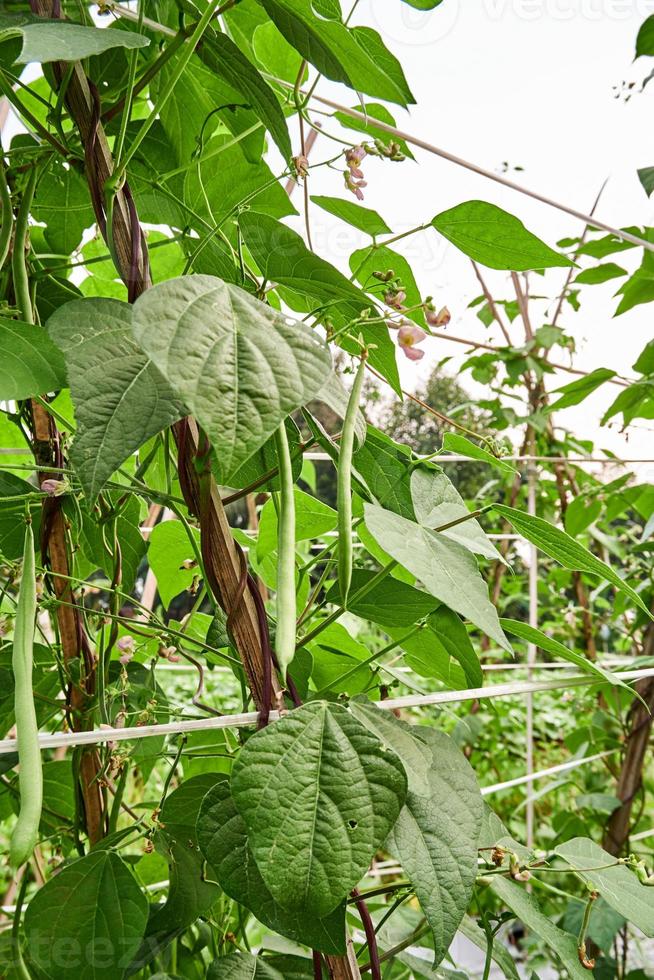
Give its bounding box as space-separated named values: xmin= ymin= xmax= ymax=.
xmin=0 ymin=316 xmax=65 ymax=400
xmin=197 ymin=781 xmax=346 ymax=954
xmin=258 ymin=0 xmax=414 ymax=105
xmin=207 ymin=953 xmax=283 ymax=980
xmin=490 ymin=877 xmax=595 ymax=980
xmin=47 ymin=298 xmax=184 ymax=500
xmin=555 ymin=837 xmax=654 ymax=937
xmin=199 ymin=30 xmax=292 ymax=160
xmin=0 ymin=13 xmax=149 ymax=63
xmin=411 ymin=467 xmax=502 ymax=562
xmin=494 ymin=504 xmax=649 ymax=615
xmin=230 ymin=701 xmax=407 ymax=916
xmin=364 ymin=503 xmax=511 ymax=652
xmin=500 ymin=619 xmax=636 ymax=695
xmin=432 ymin=201 xmax=571 ymax=271
xmin=24 ymin=850 xmax=149 ymax=980
xmin=131 ymin=275 xmax=332 ymax=482
xmin=386 ymin=729 xmax=483 ymax=966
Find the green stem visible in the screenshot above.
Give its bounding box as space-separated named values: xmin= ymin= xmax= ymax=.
xmin=108 ymin=765 xmax=129 ymax=835
xmin=12 ymin=870 xmax=31 ymax=980
xmin=119 ymin=0 xmax=222 ymax=176
xmin=0 ymin=149 xmax=13 ymax=272
xmin=313 ymin=627 xmax=418 ymax=698
xmin=578 ymin=892 xmax=596 ymax=948
xmin=298 ymin=559 xmax=397 ymax=649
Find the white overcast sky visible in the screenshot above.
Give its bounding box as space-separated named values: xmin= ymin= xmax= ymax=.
xmin=294 ymin=0 xmax=654 ymax=474
xmin=10 ymin=2 xmax=653 ymax=472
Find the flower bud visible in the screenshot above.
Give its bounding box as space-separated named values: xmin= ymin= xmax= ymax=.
xmin=40 ymin=478 xmax=69 ymax=497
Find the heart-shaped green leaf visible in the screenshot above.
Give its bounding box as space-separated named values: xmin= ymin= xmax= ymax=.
xmin=230 ymin=701 xmax=407 ymax=917
xmin=131 ymin=276 xmax=332 ymax=481
xmin=24 ymin=850 xmax=149 ymax=980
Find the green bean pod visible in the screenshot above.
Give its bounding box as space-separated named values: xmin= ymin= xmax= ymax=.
xmin=338 ymin=355 xmax=367 ymax=606
xmin=11 ymin=166 xmax=37 ymax=325
xmin=274 ymin=422 xmax=296 ymax=676
xmin=10 ymin=520 xmax=42 ymax=868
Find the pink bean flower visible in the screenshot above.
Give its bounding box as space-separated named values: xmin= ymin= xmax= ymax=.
xmin=384 ymin=289 xmax=406 ymax=310
xmin=345 ymin=145 xmax=366 ymax=177
xmin=117 ymin=636 xmax=135 ymax=664
xmin=398 ymin=323 xmax=427 ymax=361
xmin=344 ymin=171 xmax=367 ymax=200
xmin=426 ymin=305 xmax=451 ymax=328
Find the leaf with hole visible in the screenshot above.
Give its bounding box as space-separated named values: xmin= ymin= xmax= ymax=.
xmin=230 ymin=701 xmax=407 ymax=916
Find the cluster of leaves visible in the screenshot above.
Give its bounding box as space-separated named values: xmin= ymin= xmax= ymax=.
xmin=0 ymin=1 xmax=652 ymax=979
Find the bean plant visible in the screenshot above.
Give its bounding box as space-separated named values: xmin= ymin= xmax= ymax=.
xmin=0 ymin=1 xmax=652 ymax=979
